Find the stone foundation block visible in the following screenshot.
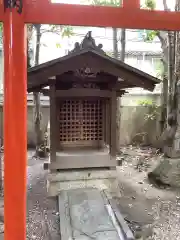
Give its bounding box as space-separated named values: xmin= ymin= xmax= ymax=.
xmin=47 ymin=169 xmax=120 ymax=198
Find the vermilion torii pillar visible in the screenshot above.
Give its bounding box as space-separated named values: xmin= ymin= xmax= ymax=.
xmin=1 ymin=0 xmax=180 ymax=239
xmin=3 ymin=2 xmax=27 ymax=240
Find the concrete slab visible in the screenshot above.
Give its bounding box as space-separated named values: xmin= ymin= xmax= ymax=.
xmin=58 ymin=188 xmax=133 ymax=240
xmin=47 ymin=169 xmax=120 ymax=199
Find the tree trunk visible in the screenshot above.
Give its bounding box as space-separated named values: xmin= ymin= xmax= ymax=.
xmin=121 ymin=29 xmax=126 ymax=62
xmin=33 ymin=24 xmax=44 ymax=156
xmin=149 ymin=31 xmax=180 ymax=184
xmin=34 ymin=24 xmax=41 ymax=66
xmin=113 ymin=28 xmax=126 ymax=153
xmin=161 ymin=66 xmax=168 ymax=131
xmin=167 ymin=27 xmax=180 ymax=155
xmin=155 ymin=31 xmax=169 ymax=131
xmin=113 ymin=28 xmax=118 ymax=59
xmin=167 ymin=31 xmax=176 ymax=115
xmin=148 ymin=0 xmax=180 ymax=186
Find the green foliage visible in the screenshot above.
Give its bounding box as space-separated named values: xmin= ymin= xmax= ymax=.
xmin=95 ymin=0 xmax=119 ymax=6
xmin=137 ymin=0 xmax=158 ymax=42
xmin=140 ymin=1 xmax=164 ymax=79
xmin=137 ymin=99 xmax=155 ymax=106
xmin=144 ymin=30 xmax=158 ymax=41
xmin=41 ymin=25 xmax=74 ymax=38
xmin=33 ymin=24 xmax=74 ymax=49
xmin=143 ymin=0 xmax=156 ymax=10
xmin=0 ymin=23 xmax=2 ymax=34
xmin=88 ymin=0 xmax=120 ymax=7
xmin=142 ymin=0 xmax=158 ymax=42
xmin=106 ymin=51 xmax=113 ymax=57
xmin=55 ymin=26 xmax=74 ymax=49
xmin=137 ymin=99 xmax=159 ymax=121
xmin=0 ymin=23 xmax=3 ymax=44
xmin=61 ymin=26 xmax=74 ymax=38
xmin=154 ymin=59 xmax=165 ymax=79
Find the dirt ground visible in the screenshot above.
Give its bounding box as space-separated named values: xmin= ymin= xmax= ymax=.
xmin=26 ymin=151 xmax=60 ymax=240
xmin=116 ymin=146 xmax=180 ymax=239
xmin=1 ymin=149 xmax=180 ymax=239
xmin=0 ymin=151 xmax=60 ymax=240
xmin=26 ymin=148 xmax=180 ymax=239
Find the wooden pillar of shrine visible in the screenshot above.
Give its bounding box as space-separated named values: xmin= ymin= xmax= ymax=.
xmin=49 ymin=83 xmax=57 ymax=163
xmin=110 ymin=89 xmax=117 ymax=158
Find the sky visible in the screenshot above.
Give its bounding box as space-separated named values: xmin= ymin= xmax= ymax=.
xmin=51 ymin=0 xmax=176 ymax=10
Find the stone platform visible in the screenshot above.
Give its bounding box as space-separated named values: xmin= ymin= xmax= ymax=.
xmin=58 ymin=188 xmax=134 ymax=240
xmin=47 ymin=169 xmax=120 ymax=198
xmin=47 ymin=169 xmax=134 ymax=239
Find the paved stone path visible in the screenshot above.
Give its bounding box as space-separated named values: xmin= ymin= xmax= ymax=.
xmin=59 ymin=188 xmax=125 ymax=240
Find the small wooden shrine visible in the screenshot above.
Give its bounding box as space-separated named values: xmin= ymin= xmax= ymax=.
xmin=28 ymin=32 xmax=159 ymax=170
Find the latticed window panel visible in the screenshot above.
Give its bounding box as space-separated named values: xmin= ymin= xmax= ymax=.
xmin=58 ymin=99 xmax=103 ymax=144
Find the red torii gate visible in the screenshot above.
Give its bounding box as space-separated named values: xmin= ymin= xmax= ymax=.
xmin=0 ymin=0 xmax=180 ymax=239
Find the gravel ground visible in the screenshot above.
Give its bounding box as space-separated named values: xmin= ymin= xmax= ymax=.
xmin=117 ymin=146 xmax=180 ymax=239
xmin=26 ymin=152 xmax=60 ymax=240
xmin=2 ymin=148 xmax=180 ymax=239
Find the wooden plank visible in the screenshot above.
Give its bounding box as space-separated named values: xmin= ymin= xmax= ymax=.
xmin=56 ymin=73 xmax=117 ymax=83
xmin=110 ymin=90 xmax=117 ymax=157
xmin=28 ymin=55 xmax=89 ymax=89
xmin=102 ymin=101 xmax=106 ymax=143
xmin=123 ymin=0 xmax=140 ymax=9
xmin=55 ymin=88 xmax=111 ymax=98
xmin=47 ymin=153 xmax=117 ymax=170
xmin=25 ymin=0 xmax=180 ymax=31
xmin=41 ymin=88 xmax=125 ymax=97
xmin=56 ymin=98 xmax=61 ymax=152
xmin=58 ymin=140 xmax=105 ymax=150
xmin=32 ymin=75 xmax=135 ymax=94
xmin=28 ymin=53 xmax=156 ymax=92
xmin=86 ymin=55 xmax=155 ymax=91
xmin=0 ymin=5 xmax=4 ymax=22
xmin=49 ymin=84 xmax=56 ymax=162
xmin=105 ymin=100 xmax=110 ymax=145
xmin=115 ymin=82 xmax=136 ymax=89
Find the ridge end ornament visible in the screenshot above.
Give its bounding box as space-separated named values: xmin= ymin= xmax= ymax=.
xmin=4 ymin=0 xmax=23 ymax=14
xmin=69 ymin=31 xmax=105 ymax=54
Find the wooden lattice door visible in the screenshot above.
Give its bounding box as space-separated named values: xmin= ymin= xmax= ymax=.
xmin=58 ymin=98 xmax=104 ymax=148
